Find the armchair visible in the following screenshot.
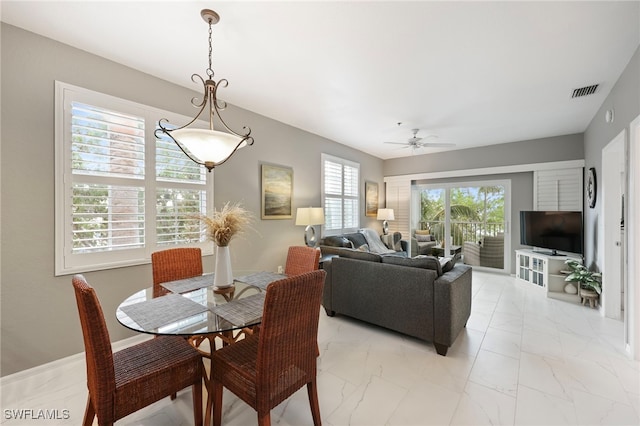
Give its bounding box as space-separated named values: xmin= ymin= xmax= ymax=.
xmin=463 ymin=234 xmax=504 ymax=269
xmin=411 ymin=230 xmax=437 ymax=255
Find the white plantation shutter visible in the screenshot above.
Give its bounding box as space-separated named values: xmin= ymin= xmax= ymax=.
xmin=56 ymin=82 xmax=211 ymax=275
xmin=72 ymin=183 xmax=145 ymax=253
xmin=322 ymin=154 xmax=360 ymax=234
xmin=534 ymin=168 xmax=583 ymax=211
xmin=155 ymin=126 xmax=207 ymax=245
xmin=71 ymin=102 xmax=145 ymax=178
xmin=384 ymin=176 xmax=412 ymax=237
xmin=155 ymin=187 xmax=206 ymax=245
xmin=70 ymin=102 xmax=146 ymax=254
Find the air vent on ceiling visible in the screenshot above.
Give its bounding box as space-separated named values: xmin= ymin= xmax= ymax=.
xmin=571 ymin=84 xmax=599 ymax=98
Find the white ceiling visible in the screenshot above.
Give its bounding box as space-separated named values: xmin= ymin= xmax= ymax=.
xmin=2 ymin=1 xmax=639 ymax=159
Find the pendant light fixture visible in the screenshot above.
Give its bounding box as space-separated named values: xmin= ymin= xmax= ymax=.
xmin=156 ymin=9 xmax=253 ymax=172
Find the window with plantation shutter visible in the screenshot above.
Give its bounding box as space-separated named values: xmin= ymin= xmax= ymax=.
xmin=56 ymin=82 xmax=211 ymax=275
xmin=533 ymin=168 xmax=583 ymax=211
xmin=155 ymin=126 xmax=207 ymax=246
xmin=322 ymin=154 xmax=360 ymax=234
xmin=70 ymin=102 xmax=146 ymax=253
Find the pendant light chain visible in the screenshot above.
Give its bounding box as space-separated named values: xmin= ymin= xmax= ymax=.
xmin=207 ymin=20 xmax=214 ymax=79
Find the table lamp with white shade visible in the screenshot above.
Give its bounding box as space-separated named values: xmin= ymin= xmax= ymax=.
xmin=377 ymin=208 xmax=395 ymax=235
xmin=295 ymin=207 xmax=325 ymax=247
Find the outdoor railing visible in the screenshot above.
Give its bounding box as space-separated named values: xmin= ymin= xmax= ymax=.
xmin=418 ymin=220 xmax=504 ymax=246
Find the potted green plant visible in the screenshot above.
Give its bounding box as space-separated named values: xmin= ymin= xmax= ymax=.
xmin=564 ymin=259 xmax=602 ymax=295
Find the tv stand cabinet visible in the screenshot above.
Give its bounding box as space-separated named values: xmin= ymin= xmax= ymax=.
xmin=515 ymin=249 xmax=582 ymax=303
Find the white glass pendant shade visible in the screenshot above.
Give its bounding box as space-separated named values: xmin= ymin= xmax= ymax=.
xmin=172 ymin=128 xmax=247 ymax=165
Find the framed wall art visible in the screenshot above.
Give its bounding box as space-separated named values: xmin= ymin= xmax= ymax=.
xmin=261 ymin=163 xmax=293 ymax=219
xmin=365 ymin=181 xmax=379 ymax=217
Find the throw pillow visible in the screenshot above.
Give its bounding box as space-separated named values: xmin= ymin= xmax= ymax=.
xmin=356 ymin=244 xmax=370 ymax=252
xmin=392 ymin=232 xmax=403 ymax=251
xmin=415 ymin=234 xmax=432 ymax=242
xmin=415 ymin=229 xmax=431 ymax=235
xmin=323 ymin=236 xmax=352 ymax=247
xmin=440 ymin=257 xmax=454 ymax=273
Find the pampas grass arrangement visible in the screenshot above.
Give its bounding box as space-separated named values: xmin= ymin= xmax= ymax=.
xmin=200 ymin=202 xmax=254 ymax=247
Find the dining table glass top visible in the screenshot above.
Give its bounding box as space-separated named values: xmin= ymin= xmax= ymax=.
xmin=116 ymin=271 xmax=286 ymax=337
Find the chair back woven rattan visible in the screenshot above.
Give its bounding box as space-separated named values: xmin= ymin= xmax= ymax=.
xmin=152 ymin=248 xmax=203 ymax=296
xmin=72 ymin=274 xmax=203 ymax=426
xmin=210 ymin=270 xmax=326 ymax=426
xmin=284 ymin=246 xmax=320 ymax=276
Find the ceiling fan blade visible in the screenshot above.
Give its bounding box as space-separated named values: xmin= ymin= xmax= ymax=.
xmin=419 ymin=142 xmax=456 ymax=148
xmin=384 ymin=129 xmax=455 ymax=151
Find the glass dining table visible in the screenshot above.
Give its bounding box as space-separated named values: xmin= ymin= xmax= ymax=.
xmin=115 ymin=270 xmax=287 ymax=425
xmin=116 ymin=271 xmax=286 ymax=337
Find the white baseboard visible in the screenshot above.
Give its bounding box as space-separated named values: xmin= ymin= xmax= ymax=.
xmin=0 ymin=334 xmax=150 ymax=386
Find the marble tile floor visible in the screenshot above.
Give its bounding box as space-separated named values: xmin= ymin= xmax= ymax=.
xmin=2 ymin=270 xmax=639 ymax=425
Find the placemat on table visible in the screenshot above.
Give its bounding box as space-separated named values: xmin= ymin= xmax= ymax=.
xmin=210 ymin=293 xmax=266 ymax=326
xmin=120 ymin=293 xmax=208 ymax=330
xmin=234 ymin=271 xmax=286 ymax=290
xmin=161 ymin=273 xmax=214 ymax=294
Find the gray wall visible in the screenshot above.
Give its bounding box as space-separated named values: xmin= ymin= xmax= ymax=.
xmin=384 ymin=134 xmax=584 ymax=177
xmin=583 ymin=45 xmax=640 ymax=269
xmin=0 ymin=24 xmax=383 ymax=375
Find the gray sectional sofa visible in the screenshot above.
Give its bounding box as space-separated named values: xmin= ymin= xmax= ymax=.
xmin=320 ymin=243 xmax=472 ymax=356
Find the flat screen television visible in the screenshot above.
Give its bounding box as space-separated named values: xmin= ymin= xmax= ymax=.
xmin=520 ymin=211 xmax=583 ymax=255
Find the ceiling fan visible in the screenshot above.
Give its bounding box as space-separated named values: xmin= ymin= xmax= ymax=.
xmin=384 ymin=128 xmax=456 ymax=151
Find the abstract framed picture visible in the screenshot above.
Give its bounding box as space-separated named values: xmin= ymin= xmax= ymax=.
xmin=261 ymin=163 xmax=293 ymax=219
xmin=365 ymin=181 xmax=379 ymax=217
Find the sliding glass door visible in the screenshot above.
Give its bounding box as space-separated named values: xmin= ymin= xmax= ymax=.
xmin=411 ymin=180 xmax=509 ymax=272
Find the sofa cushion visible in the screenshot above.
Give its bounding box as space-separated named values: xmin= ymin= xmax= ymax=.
xmin=416 ymin=234 xmax=433 ymax=242
xmin=323 ymin=236 xmax=353 ymax=248
xmin=382 ymin=255 xmax=442 ymax=276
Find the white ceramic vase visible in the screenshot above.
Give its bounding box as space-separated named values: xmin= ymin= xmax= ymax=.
xmin=214 ymin=245 xmax=233 ymax=288
xmin=564 ymin=282 xmax=578 ymax=294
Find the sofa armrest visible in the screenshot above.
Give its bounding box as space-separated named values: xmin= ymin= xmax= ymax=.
xmin=322 ymin=259 xmax=334 ymax=315
xmin=433 ymin=264 xmax=472 ymax=352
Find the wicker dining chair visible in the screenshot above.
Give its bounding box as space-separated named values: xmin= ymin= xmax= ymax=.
xmin=71 ymin=274 xmax=203 ymax=426
xmin=151 ymin=247 xmax=203 ymax=297
xmin=151 ymin=247 xmax=213 ymax=397
xmin=210 ymin=270 xmax=326 ymax=426
xmin=284 ymin=246 xmax=320 ymax=276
